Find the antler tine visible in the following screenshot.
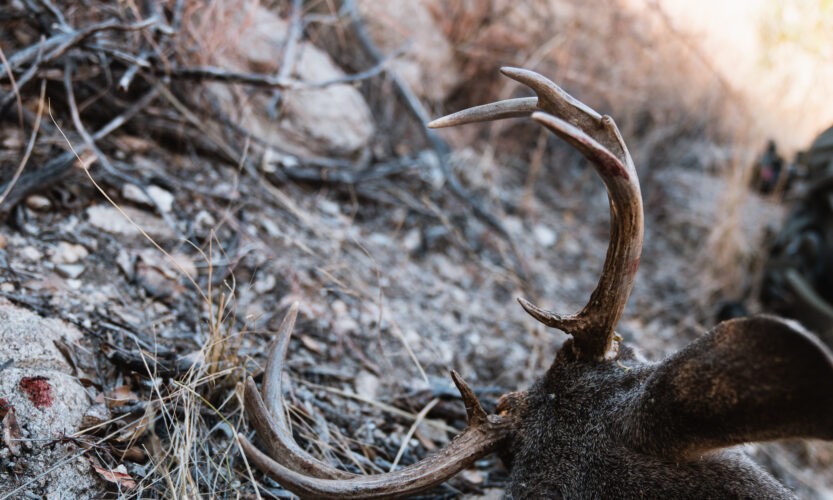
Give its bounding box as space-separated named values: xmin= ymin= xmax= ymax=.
xmin=242 ymin=305 xmax=516 ymax=498
xmin=245 ymin=303 xmax=354 ymax=479
xmin=427 ymin=97 xmax=539 ymax=129
xmin=429 ymin=68 xmax=643 ymax=360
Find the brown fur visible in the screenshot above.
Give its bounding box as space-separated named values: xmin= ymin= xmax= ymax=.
xmin=500 ymin=316 xmax=833 ymax=499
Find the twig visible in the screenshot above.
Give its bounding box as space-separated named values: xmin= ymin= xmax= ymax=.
xmin=166 ymin=47 xmax=403 ymax=91
xmin=0 ymin=80 xmax=46 ymax=206
xmin=389 ymin=398 xmax=439 ymax=471
xmin=277 ymin=0 xmax=303 ymax=82
xmin=0 ymin=17 xmax=158 ymax=79
xmin=0 ymin=47 xmax=24 ymax=126
xmin=0 ymin=38 xmax=45 ymax=113
xmin=0 ymin=85 xmax=160 ymax=213
xmin=63 ymin=61 xmax=180 ymax=234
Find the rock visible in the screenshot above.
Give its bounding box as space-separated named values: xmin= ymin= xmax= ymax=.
xmin=1 ymin=129 xmax=24 ymax=149
xmin=318 ymin=199 xmax=341 ymax=217
xmin=460 ymin=469 xmax=484 ymax=485
xmin=418 ymin=418 xmax=449 ymax=445
xmin=253 ymin=273 xmax=276 ymax=294
xmin=86 ymin=205 xmax=175 ymax=240
xmin=133 ymin=249 xmax=196 ymax=298
xmin=18 ymin=245 xmax=42 ymax=262
xmin=356 ymin=0 xmax=461 ymax=102
xmin=210 ymin=5 xmax=374 ymax=156
xmin=0 ymin=301 xmax=99 ymax=498
xmin=354 ymin=370 xmax=380 ymax=400
xmin=194 ymin=210 xmax=216 ymax=232
xmin=369 ymin=232 xmax=392 ymax=248
xmin=461 ymin=488 xmax=504 ymax=500
xmin=49 ymin=241 xmax=89 ymax=265
xmin=403 ymin=227 xmax=422 ymax=253
xmin=25 ymin=194 xmax=51 ymax=211
xmin=121 ymin=184 xmax=175 ymax=213
xmin=533 ymin=225 xmax=558 ymax=247
xmin=55 ymin=264 xmax=85 ymax=279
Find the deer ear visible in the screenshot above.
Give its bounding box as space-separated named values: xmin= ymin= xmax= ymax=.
xmin=626 ymin=315 xmax=833 ymax=458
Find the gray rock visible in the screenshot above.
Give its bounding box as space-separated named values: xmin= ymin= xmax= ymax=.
xmin=0 ymin=301 xmax=99 ymax=498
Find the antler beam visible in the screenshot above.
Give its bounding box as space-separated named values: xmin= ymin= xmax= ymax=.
xmin=239 ymin=303 xmax=516 ymax=499
xmin=429 ymin=67 xmax=644 ymax=360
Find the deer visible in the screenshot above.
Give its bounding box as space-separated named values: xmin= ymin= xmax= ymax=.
xmin=237 ymin=67 xmax=833 ymax=499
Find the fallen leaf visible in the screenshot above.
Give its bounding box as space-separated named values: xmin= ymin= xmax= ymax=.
xmin=300 ymin=334 xmax=323 ymax=355
xmin=0 ymin=398 xmax=13 ymax=419
xmin=114 ymin=445 xmax=148 ymax=463
xmin=114 ymin=402 xmax=155 ymax=443
xmin=90 ymin=460 xmax=137 ymax=489
xmin=104 ymin=385 xmax=138 ymax=408
xmin=2 ymin=408 xmax=22 ymax=456
xmin=81 ymin=402 xmax=112 ymax=430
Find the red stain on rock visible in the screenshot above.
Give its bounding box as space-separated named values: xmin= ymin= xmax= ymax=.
xmin=19 ymin=376 xmax=54 ymax=408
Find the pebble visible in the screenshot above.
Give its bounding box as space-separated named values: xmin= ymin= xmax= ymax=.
xmin=402 ymin=228 xmax=422 ymax=253
xmin=18 ymin=246 xmax=42 ymax=262
xmin=24 ymin=195 xmax=51 ymax=211
xmin=122 ymin=184 xmax=175 ymax=213
xmin=533 ymin=225 xmax=558 ymax=247
xmin=56 ymin=264 xmax=85 ymax=279
xmin=86 ymin=205 xmax=174 ymax=239
xmin=49 ymin=242 xmax=89 ymax=265
xmin=354 ymin=370 xmax=380 ymax=400
xmin=253 ymin=273 xmax=276 ymax=293
xmin=195 ymin=210 xmax=216 ymax=231
xmin=318 ymin=199 xmax=340 ymax=217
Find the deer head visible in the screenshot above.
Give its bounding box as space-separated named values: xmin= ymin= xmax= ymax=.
xmin=238 ymin=68 xmax=833 ymax=499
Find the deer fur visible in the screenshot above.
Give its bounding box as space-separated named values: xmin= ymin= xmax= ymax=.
xmin=502 ymin=317 xmax=833 ymax=498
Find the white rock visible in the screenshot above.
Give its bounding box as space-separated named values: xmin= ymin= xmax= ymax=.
xmin=354 ymin=370 xmax=380 ymax=400
xmin=0 ymin=302 xmax=98 ymax=498
xmin=195 ymin=210 xmax=217 ymax=231
xmin=210 ymin=5 xmax=375 ymax=156
xmin=122 ymin=184 xmax=175 ymax=213
xmin=56 ymin=264 xmax=85 ymax=279
xmin=86 ymin=205 xmax=175 ymax=240
xmin=369 ymin=232 xmax=392 ymax=247
xmin=533 ymin=225 xmax=558 ymax=247
xmin=261 ymin=218 xmax=281 ymax=238
xmin=403 ymin=228 xmax=422 ymax=252
xmin=357 ymin=0 xmax=461 ymax=102
xmin=25 ymin=194 xmax=51 ymax=210
xmin=18 ymin=245 xmax=42 ymax=262
xmin=253 ymin=273 xmax=276 ymax=294
xmin=49 ymin=241 xmax=89 ymax=265
xmin=318 ymin=199 xmax=341 ymax=217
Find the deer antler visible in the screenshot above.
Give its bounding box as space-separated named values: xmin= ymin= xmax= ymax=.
xmin=238 ymin=303 xmax=517 ymax=499
xmin=429 ymin=67 xmax=644 ymax=360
